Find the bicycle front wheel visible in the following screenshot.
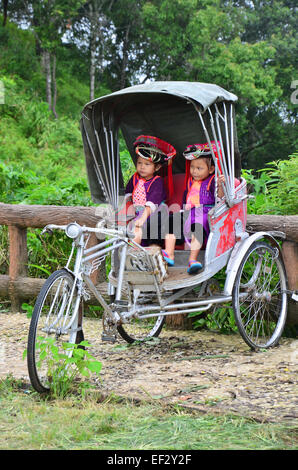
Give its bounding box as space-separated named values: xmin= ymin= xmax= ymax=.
xmin=232 ymin=241 xmax=288 ymax=350
xmin=27 ymin=269 xmax=82 ymax=393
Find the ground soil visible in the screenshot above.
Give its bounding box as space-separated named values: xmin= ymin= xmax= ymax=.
xmin=0 ymin=312 xmax=297 ymax=424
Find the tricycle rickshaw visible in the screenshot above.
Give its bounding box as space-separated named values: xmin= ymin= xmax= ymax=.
xmin=27 ymin=81 xmax=288 ymax=393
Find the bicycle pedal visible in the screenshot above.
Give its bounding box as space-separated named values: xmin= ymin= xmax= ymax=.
xmin=101 ymin=333 xmax=117 ymax=343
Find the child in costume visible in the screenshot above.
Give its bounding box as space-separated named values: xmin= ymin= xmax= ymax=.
xmin=125 ymin=135 xmax=176 ymax=245
xmin=162 ymin=142 xmax=225 ymax=274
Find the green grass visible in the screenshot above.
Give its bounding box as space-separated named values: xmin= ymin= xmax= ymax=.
xmin=0 ymin=375 xmax=296 ymax=450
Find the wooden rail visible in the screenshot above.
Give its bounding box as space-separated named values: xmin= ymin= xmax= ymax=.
xmin=0 ymin=203 xmax=297 ymax=325
xmin=0 ymin=203 xmax=108 ymax=312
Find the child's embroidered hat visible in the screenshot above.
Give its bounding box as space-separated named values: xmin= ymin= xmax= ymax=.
xmin=134 ymin=135 xmax=176 ymax=198
xmin=183 ymin=141 xmax=223 ymax=188
xmin=183 ymin=141 xmax=217 ymax=160
xmin=134 ymin=135 xmax=176 ymax=165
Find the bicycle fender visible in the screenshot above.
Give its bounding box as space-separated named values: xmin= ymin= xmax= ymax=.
xmin=223 ymin=231 xmax=283 ymax=296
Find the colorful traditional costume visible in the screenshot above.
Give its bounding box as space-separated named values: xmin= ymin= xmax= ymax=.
xmin=125 ymin=172 xmax=167 ymax=216
xmin=125 ymin=135 xmax=176 ymax=245
xmin=161 ymin=141 xmax=221 ymax=247
xmin=182 ymin=173 xmax=215 ymax=246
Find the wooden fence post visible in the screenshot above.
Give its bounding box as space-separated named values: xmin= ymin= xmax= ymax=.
xmin=282 ymin=241 xmax=298 ymax=325
xmin=8 ymin=225 xmax=28 ymax=312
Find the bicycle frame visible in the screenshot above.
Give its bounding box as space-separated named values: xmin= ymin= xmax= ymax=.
xmin=41 ymin=221 xmax=244 ymax=341
xmin=41 ymin=223 xmax=165 ymax=335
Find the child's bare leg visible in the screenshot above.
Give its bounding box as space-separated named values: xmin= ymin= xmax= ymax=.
xmin=187 ymin=235 xmax=203 ymax=274
xmin=133 ymin=226 xmax=143 ymax=245
xmin=162 ymin=234 xmax=176 ymax=266
xmin=164 ymin=234 xmax=176 ymax=259
xmin=188 ymin=234 xmax=201 ymax=263
xmin=187 ymin=234 xmax=203 ymax=274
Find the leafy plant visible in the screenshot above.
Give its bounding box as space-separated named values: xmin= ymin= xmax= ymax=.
xmin=24 ymin=337 xmax=102 ymax=398
xmin=189 ymin=306 xmax=237 ymax=334
xmin=21 ymin=302 xmax=34 ymax=319
xmin=120 ymin=148 xmax=135 ymax=184
xmin=242 ymin=152 xmax=298 ymax=215
xmin=26 ymin=229 xmax=74 ymax=278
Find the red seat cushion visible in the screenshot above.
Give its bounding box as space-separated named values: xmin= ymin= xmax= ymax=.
xmin=162 ymin=173 xmax=186 ymax=250
xmin=164 ymin=173 xmax=185 ymax=212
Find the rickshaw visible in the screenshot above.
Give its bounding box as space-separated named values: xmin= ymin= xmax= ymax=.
xmin=27 ymin=81 xmax=288 ymax=393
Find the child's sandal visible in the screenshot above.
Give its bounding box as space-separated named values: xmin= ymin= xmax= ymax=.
xmin=187 ymin=260 xmax=203 ymax=274
xmin=162 ymin=250 xmax=175 ymax=266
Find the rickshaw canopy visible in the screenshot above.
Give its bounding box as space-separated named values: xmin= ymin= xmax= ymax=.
xmin=80 ymin=81 xmax=240 ymax=206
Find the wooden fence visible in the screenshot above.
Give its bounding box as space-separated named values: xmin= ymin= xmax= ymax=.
xmin=0 ymin=203 xmax=297 ymax=325
xmin=0 ymin=203 xmax=108 ymax=312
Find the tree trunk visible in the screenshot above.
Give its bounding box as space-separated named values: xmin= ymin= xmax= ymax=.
xmin=87 ymin=2 xmax=114 ymax=101
xmin=166 ymin=313 xmax=194 ymax=330
xmin=32 ymin=10 xmax=42 ymax=56
xmin=2 ymin=0 xmax=8 ymax=26
xmin=42 ymin=49 xmax=58 ymax=118
xmin=43 ymin=50 xmax=52 ymax=112
xmin=119 ymin=25 xmax=130 ymax=90
xmin=90 ymin=45 xmax=96 ymax=101
xmin=88 ymin=2 xmax=97 ymax=102
xmin=51 ymin=52 xmax=58 ymax=119
xmin=8 ymin=226 xmax=28 ymax=312
xmin=282 ymin=241 xmax=298 ymax=326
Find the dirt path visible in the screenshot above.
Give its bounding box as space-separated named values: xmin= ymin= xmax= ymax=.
xmin=0 ymin=312 xmax=297 ymax=424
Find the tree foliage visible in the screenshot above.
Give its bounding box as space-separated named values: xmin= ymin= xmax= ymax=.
xmin=0 ymin=0 xmax=297 ymax=167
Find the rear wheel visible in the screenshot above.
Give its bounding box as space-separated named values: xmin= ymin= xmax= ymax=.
xmin=117 ymin=315 xmax=165 ymax=343
xmin=232 ymin=241 xmax=288 ymax=349
xmin=27 ymin=269 xmax=82 ymax=393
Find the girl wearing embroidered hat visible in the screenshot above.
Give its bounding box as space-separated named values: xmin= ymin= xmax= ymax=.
xmin=125 ymin=135 xmax=176 ymax=245
xmin=162 ymin=142 xmax=225 ymax=274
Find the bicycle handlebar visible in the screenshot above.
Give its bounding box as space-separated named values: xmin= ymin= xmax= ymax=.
xmin=41 ymin=224 xmax=67 ymax=235
xmin=41 ymin=222 xmax=134 ymax=240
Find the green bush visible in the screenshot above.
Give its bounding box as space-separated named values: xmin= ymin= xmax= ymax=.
xmin=0 ymin=22 xmax=44 ymax=92
xmin=243 ymin=152 xmax=298 ymax=215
